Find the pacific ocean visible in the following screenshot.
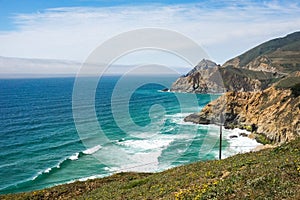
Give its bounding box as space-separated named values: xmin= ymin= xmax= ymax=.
xmin=0 ymin=76 xmax=260 ymax=194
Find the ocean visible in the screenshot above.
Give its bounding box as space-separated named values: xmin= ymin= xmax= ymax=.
xmin=0 ymin=76 xmax=260 ymax=194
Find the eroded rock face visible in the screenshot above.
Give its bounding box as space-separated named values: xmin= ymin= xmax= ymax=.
xmin=170 ymin=59 xmax=226 ymax=93
xmin=223 ymin=55 xmax=280 ymax=73
xmin=184 ymin=87 xmax=300 ymax=144
xmin=170 ymin=59 xmax=284 ymax=93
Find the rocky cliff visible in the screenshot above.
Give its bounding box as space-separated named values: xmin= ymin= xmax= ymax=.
xmin=170 ymin=59 xmax=225 ymax=93
xmin=171 ymin=61 xmax=284 ymax=92
xmin=184 ymin=85 xmax=300 ymax=144
xmin=175 ymin=32 xmax=300 ymax=144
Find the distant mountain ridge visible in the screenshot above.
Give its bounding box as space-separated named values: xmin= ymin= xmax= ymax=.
xmin=171 ymin=31 xmax=300 ymax=93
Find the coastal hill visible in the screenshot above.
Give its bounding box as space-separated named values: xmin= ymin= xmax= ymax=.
xmin=171 ymin=31 xmax=300 ymax=92
xmin=223 ymin=31 xmax=300 ymax=74
xmin=179 ymin=31 xmax=300 ymax=144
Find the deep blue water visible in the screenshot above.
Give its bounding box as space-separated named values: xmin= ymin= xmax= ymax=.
xmin=0 ymin=76 xmax=235 ymax=194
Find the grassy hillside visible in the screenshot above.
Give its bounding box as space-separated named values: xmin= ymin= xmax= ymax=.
xmin=223 ymin=31 xmax=300 ymax=73
xmin=239 ymin=32 xmax=300 ymax=67
xmin=2 ymin=138 xmax=299 ymax=200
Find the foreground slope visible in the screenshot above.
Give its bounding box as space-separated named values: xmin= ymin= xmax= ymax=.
xmin=2 ymin=138 xmax=299 ymax=199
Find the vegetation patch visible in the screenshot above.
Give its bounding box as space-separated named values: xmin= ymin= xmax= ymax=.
xmin=255 ymin=133 xmax=275 ymax=145
xmin=291 ymin=83 xmax=300 ymax=97
xmin=275 ymin=76 xmax=300 ymax=89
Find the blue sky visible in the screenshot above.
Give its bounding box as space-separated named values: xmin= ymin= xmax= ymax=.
xmin=0 ymin=0 xmax=222 ymax=30
xmin=1 ymin=0 xmax=294 ymax=31
xmin=0 ymin=0 xmax=299 ymax=75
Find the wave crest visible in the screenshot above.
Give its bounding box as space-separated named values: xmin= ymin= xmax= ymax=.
xmin=82 ymin=145 xmax=101 ymax=155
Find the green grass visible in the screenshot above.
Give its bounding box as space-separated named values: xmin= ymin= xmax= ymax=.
xmin=224 ymin=31 xmax=300 ymax=74
xmin=2 ymin=138 xmax=300 ymax=200
xmin=275 ymin=77 xmax=300 ymax=89
xmin=275 ymin=76 xmax=300 ymax=97
xmin=255 ymin=133 xmax=275 ymax=145
xmin=237 ymin=32 xmax=300 ymax=68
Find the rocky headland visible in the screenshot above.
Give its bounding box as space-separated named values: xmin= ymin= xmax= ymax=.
xmin=184 ymin=86 xmax=300 ymax=144
xmin=174 ymin=31 xmax=300 ymax=144
xmin=170 ymin=59 xmax=225 ymax=93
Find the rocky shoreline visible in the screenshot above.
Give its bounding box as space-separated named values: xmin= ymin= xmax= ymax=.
xmin=184 ymin=86 xmax=300 ymax=144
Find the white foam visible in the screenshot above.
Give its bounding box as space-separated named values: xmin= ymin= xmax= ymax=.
xmin=165 ymin=113 xmax=193 ymax=124
xmin=166 ymin=113 xmax=191 ymax=118
xmin=194 ymin=126 xmax=261 ymax=159
xmin=224 ymin=128 xmax=249 ymax=138
xmin=222 ymin=128 xmax=261 ymax=159
xmin=65 ymin=174 xmax=106 ymax=185
xmin=163 ymin=126 xmax=175 ymax=133
xmin=31 ymin=166 xmax=53 ymax=181
xmin=104 ymin=166 xmax=120 ymax=172
xmin=117 ymin=138 xmax=173 ymax=151
xmin=44 ymin=168 xmax=52 ymax=173
xmin=113 ymin=131 xmax=197 ymax=173
xmin=166 ymin=119 xmax=261 ymax=160
xmin=69 ymin=152 xmax=79 ymax=160
xmin=31 ymin=173 xmax=41 ymax=180
xmin=83 ymin=145 xmax=102 ymax=155
xmin=78 ymin=174 xmax=104 ymax=182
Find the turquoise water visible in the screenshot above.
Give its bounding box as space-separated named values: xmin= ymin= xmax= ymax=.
xmin=0 ymin=76 xmax=229 ymax=194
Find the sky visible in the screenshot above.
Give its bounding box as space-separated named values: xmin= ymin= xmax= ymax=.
xmin=0 ymin=0 xmax=299 ymax=75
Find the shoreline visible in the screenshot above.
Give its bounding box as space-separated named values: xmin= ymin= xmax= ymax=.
xmin=203 ymin=123 xmax=277 ymax=153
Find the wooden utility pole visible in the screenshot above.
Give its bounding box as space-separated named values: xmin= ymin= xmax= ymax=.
xmin=219 ymin=113 xmax=224 ymax=160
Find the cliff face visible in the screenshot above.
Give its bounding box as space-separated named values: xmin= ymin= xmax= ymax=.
xmin=171 ymin=63 xmax=284 ymax=93
xmin=184 ymin=86 xmax=300 ymax=144
xmin=219 ymin=66 xmax=283 ymax=91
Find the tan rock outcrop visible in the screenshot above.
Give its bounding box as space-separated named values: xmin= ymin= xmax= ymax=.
xmin=184 ymin=87 xmax=300 ymax=144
